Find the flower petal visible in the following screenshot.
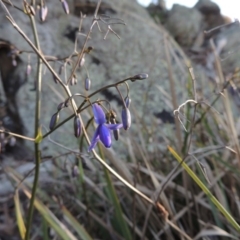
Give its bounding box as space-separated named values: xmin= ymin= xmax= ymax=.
xmin=88 ymin=125 xmax=100 ymax=152
xmin=92 ymin=104 xmax=106 ymax=124
xmin=99 ymin=124 xmax=111 ymax=148
xmin=105 ymin=123 xmax=123 ymax=130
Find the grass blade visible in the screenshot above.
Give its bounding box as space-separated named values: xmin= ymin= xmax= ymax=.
xmin=99 ymin=146 xmax=132 ymax=240
xmin=14 ymin=190 xmax=26 ymax=240
xmin=168 ymin=146 xmax=240 ymax=232
xmin=61 ymin=206 xmax=93 ymax=240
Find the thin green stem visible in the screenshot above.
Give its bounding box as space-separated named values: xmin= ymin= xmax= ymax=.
xmin=25 ymin=15 xmax=42 ymax=240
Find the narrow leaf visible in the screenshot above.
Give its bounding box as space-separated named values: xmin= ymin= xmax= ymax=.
xmin=14 ymin=190 xmax=26 ymax=240
xmin=168 ymin=146 xmax=240 ymax=232
xmin=62 ymin=206 xmax=93 ymax=240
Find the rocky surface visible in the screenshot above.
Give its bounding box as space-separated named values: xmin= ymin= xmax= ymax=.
xmin=0 ymin=0 xmax=190 ymax=157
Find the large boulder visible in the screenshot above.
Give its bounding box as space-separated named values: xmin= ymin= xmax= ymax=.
xmin=165 ymin=4 xmax=203 ymax=47
xmin=0 ymin=0 xmax=199 ymax=156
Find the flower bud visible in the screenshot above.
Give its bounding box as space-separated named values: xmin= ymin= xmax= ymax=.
xmin=61 ymin=0 xmax=69 ymax=14
xmin=131 ymin=73 xmax=148 ymax=82
xmin=52 ymin=74 xmax=58 ymax=84
xmin=73 ymin=115 xmax=81 ymax=138
xmin=79 ymin=57 xmax=85 ymax=67
xmin=113 ymin=129 xmax=119 ymax=140
xmin=9 ymin=137 xmax=16 ymax=147
xmin=121 ymin=107 xmax=131 ymax=130
xmin=124 ymin=96 xmax=131 ymax=108
xmin=70 ymin=75 xmax=77 ymax=85
xmin=58 ymin=65 xmax=64 ymax=75
xmin=49 ymin=112 xmax=59 ymax=130
xmin=64 ymin=100 xmax=69 ymax=107
xmin=0 ymin=132 xmax=5 ymax=140
xmin=72 ymin=165 xmax=79 ymax=177
xmin=85 ymin=77 xmax=91 ymax=91
xmin=57 ymin=102 xmax=65 ymax=111
xmin=12 ymin=57 xmax=17 ymax=67
xmin=26 ymin=64 xmax=31 ymax=76
xmin=39 ymin=5 xmax=48 ymax=22
xmin=0 ymin=142 xmax=2 ymax=153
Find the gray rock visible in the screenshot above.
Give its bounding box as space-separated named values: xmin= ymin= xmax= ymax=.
xmin=194 ymin=0 xmax=220 ymax=14
xmin=165 ymin=4 xmax=202 ymax=47
xmin=0 ymin=0 xmax=192 ymax=155
xmin=194 ymin=0 xmax=226 ymax=31
xmin=216 ymin=22 xmax=240 ymax=74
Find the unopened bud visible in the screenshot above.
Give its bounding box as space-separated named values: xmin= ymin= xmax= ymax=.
xmin=39 ymin=5 xmax=48 ymax=22
xmin=0 ymin=132 xmax=5 ymax=140
xmin=9 ymin=137 xmax=16 ymax=147
xmin=64 ymin=100 xmax=69 ymax=107
xmin=121 ymin=107 xmax=131 ymax=130
xmin=58 ymin=65 xmax=64 ymax=75
xmin=113 ymin=129 xmax=119 ymax=140
xmin=72 ymin=165 xmax=79 ymax=177
xmin=73 ymin=115 xmax=81 ymax=138
xmin=124 ymin=96 xmax=131 ymax=108
xmin=79 ymin=57 xmax=85 ymax=67
xmin=12 ymin=57 xmax=17 ymax=67
xmin=57 ymin=102 xmax=65 ymax=111
xmin=61 ymin=0 xmax=69 ymax=14
xmin=131 ymin=73 xmax=148 ymax=82
xmin=84 ymin=77 xmax=91 ymax=91
xmin=70 ymin=75 xmax=77 ymax=85
xmin=26 ymin=64 xmax=31 ymax=76
xmin=52 ymin=74 xmax=58 ymax=84
xmin=0 ymin=141 xmax=4 ymax=153
xmin=49 ymin=112 xmax=60 ymax=130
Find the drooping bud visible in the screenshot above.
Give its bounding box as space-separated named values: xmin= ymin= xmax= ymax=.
xmin=61 ymin=0 xmax=69 ymax=14
xmin=12 ymin=57 xmax=17 ymax=67
xmin=131 ymin=73 xmax=148 ymax=82
xmin=57 ymin=102 xmax=65 ymax=111
xmin=26 ymin=64 xmax=31 ymax=76
xmin=79 ymin=57 xmax=85 ymax=67
xmin=73 ymin=115 xmax=81 ymax=138
xmin=70 ymin=75 xmax=77 ymax=85
xmin=52 ymin=74 xmax=58 ymax=84
xmin=0 ymin=132 xmax=5 ymax=140
xmin=72 ymin=165 xmax=79 ymax=177
xmin=84 ymin=77 xmax=91 ymax=91
xmin=121 ymin=107 xmax=131 ymax=130
xmin=39 ymin=5 xmax=48 ymax=22
xmin=58 ymin=64 xmax=64 ymax=75
xmin=124 ymin=96 xmax=131 ymax=108
xmin=49 ymin=112 xmax=60 ymax=130
xmin=9 ymin=137 xmax=16 ymax=147
xmin=113 ymin=129 xmax=119 ymax=140
xmin=0 ymin=141 xmax=5 ymax=153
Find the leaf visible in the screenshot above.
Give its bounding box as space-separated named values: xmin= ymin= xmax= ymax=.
xmin=22 ymin=188 xmax=78 ymax=240
xmin=168 ymin=146 xmax=240 ymax=232
xmin=14 ymin=190 xmax=26 ymax=240
xmin=62 ymin=206 xmax=93 ymax=240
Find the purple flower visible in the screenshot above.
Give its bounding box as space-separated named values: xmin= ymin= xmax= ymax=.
xmin=88 ymin=104 xmax=122 ymax=151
